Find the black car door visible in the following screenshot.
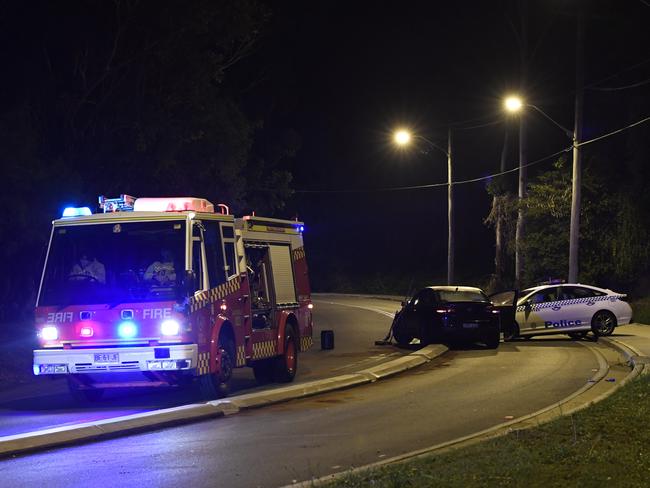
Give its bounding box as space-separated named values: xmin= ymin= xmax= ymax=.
xmin=488 ymin=290 xmax=518 ymax=337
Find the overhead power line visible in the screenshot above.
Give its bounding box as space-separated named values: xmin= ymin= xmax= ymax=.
xmin=295 ymin=114 xmax=650 ymax=194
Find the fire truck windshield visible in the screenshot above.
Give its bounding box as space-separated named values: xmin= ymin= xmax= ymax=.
xmin=38 ymin=220 xmax=186 ymax=306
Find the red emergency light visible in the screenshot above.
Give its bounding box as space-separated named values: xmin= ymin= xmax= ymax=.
xmin=133 ymin=197 xmax=215 ymax=213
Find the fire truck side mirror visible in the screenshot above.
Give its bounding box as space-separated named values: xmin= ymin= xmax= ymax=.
xmin=177 ymin=270 xmax=197 ymax=301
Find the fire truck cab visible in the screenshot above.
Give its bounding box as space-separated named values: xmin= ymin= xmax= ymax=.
xmin=33 ymin=195 xmax=313 ymax=401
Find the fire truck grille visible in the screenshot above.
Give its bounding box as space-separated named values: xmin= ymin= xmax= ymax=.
xmin=75 ymin=362 xmax=141 ymax=372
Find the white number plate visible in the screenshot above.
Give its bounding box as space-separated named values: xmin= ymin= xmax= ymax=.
xmin=94 ymin=353 xmax=119 ymax=363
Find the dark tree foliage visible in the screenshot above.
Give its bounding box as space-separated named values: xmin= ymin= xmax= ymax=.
xmin=0 ymin=1 xmax=296 ymax=320
xmin=521 ymin=155 xmax=650 ymax=291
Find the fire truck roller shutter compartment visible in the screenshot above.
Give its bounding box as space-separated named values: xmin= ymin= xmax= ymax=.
xmin=269 ymin=244 xmax=297 ymax=305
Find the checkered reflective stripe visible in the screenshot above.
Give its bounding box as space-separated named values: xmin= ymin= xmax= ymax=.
xmin=189 ymin=279 xmax=241 ymax=313
xmin=300 ymin=335 xmax=313 ymax=351
xmin=252 ymin=340 xmax=277 ymax=360
xmin=516 ymin=294 xmax=624 ymax=312
xmin=236 ymin=345 xmax=246 ymax=367
xmin=292 ymin=247 xmax=306 ymax=262
xmin=197 ymin=352 xmax=210 ymax=375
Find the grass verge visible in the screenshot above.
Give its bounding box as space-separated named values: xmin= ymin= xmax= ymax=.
xmin=329 ymin=372 xmax=650 ymax=488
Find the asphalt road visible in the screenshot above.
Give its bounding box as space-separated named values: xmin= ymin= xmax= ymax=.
xmin=0 ymin=296 xmax=604 ymax=488
xmin=0 ymin=298 xmax=399 ymax=437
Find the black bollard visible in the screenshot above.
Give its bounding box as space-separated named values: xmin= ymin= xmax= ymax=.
xmin=321 ymin=330 xmax=335 ymax=350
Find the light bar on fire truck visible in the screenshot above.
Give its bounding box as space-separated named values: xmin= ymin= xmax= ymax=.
xmin=133 ymin=197 xmax=215 ymax=213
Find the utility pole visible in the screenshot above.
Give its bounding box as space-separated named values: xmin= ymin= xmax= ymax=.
xmin=515 ymin=0 xmax=528 ymax=288
xmin=494 ymin=127 xmax=509 ymax=286
xmin=569 ymin=10 xmax=584 ymax=283
xmin=447 ymin=128 xmax=454 ymax=285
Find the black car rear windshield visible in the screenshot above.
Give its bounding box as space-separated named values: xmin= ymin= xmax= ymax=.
xmin=437 ymin=290 xmax=488 ymax=303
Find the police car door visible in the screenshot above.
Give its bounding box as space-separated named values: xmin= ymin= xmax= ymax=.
xmin=521 ymin=287 xmax=562 ymax=333
xmin=556 ymin=285 xmax=598 ymax=331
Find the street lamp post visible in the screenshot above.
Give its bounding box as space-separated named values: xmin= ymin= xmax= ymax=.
xmin=393 ymin=129 xmax=454 ymax=285
xmin=504 ymin=96 xmax=578 ymax=283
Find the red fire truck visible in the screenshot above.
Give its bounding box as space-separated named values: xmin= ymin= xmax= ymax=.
xmin=33 ymin=195 xmax=313 ymax=401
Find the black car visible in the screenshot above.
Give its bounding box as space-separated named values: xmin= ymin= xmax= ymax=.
xmin=391 ymin=286 xmax=503 ymax=348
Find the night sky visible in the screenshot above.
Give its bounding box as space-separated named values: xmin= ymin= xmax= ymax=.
xmin=260 ymin=0 xmax=650 ymax=288
xmin=1 ymin=0 xmax=649 ymax=304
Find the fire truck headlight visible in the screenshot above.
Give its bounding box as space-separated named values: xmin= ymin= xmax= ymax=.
xmin=41 ymin=326 xmax=59 ymax=341
xmin=160 ymin=319 xmax=180 ymax=336
xmin=118 ymin=321 xmax=138 ymax=339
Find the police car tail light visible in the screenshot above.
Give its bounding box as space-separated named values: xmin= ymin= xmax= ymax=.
xmin=160 ymin=319 xmax=180 ymax=336
xmin=435 ymin=308 xmax=452 ymax=314
xmin=40 ymin=326 xmax=59 ymax=341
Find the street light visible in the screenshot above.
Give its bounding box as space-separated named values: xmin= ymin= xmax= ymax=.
xmin=504 ymin=95 xmax=580 ymax=284
xmin=392 ymin=128 xmax=454 ymax=285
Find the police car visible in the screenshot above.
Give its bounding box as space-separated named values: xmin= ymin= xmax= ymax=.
xmin=490 ymin=283 xmax=633 ymax=340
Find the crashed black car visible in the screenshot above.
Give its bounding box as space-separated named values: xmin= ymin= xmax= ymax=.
xmin=391 ymin=286 xmax=502 ymax=348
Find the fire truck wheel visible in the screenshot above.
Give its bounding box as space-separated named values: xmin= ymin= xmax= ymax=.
xmin=67 ymin=377 xmax=104 ymax=403
xmin=199 ymin=336 xmax=235 ymax=399
xmin=273 ymin=324 xmax=298 ymax=383
xmin=252 ymin=359 xmax=274 ymax=384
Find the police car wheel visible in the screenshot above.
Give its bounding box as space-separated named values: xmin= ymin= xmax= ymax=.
xmin=591 ymin=310 xmax=617 ymax=336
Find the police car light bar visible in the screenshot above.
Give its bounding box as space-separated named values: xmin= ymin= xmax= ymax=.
xmin=133 ymin=197 xmax=215 ymax=213
xmin=62 ymin=207 xmax=93 ymax=218
xmin=99 ymin=194 xmax=136 ymax=213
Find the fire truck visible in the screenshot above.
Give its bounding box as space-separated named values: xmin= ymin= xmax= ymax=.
xmin=33 ymin=195 xmax=313 ymax=401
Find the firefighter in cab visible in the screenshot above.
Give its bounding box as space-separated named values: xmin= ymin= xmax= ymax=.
xmin=144 ymin=248 xmax=176 ymax=286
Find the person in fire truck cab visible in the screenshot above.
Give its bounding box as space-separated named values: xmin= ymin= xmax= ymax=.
xmin=69 ymin=252 xmax=106 ymax=284
xmin=144 ymin=248 xmax=176 ymax=287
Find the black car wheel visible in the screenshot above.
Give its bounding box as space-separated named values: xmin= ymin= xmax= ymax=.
xmin=392 ymin=313 xmax=413 ymax=346
xmin=591 ymin=310 xmax=617 ymax=336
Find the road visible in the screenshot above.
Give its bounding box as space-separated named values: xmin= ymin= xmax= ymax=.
xmin=0 ymin=296 xmax=607 ymax=487
xmin=0 ymin=298 xmax=399 ymax=437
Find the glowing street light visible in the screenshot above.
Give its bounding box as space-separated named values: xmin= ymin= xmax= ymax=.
xmin=504 ymin=96 xmax=524 ymax=113
xmin=394 ymin=129 xmax=411 ymax=146
xmin=392 ymin=128 xmax=454 ymax=285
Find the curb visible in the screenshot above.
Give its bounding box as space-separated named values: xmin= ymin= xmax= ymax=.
xmin=0 ymin=344 xmax=448 ymax=458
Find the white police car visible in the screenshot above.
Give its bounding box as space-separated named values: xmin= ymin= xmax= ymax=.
xmin=490 ymin=283 xmax=633 ymax=340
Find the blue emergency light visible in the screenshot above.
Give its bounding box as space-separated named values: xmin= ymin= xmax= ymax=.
xmin=62 ymin=207 xmax=93 ymax=218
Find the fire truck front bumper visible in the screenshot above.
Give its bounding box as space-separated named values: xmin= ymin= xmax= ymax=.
xmin=33 ymin=344 xmax=198 ymax=375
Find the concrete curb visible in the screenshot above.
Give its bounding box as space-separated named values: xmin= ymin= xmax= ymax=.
xmin=0 ymin=344 xmax=447 ymax=458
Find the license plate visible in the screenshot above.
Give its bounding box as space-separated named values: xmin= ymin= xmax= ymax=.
xmin=94 ymin=353 xmax=119 ymax=363
xmin=462 ymin=323 xmax=479 ymax=329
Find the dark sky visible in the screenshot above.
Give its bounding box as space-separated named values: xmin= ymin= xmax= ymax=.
xmin=2 ymin=0 xmax=649 ymax=294
xmin=248 ymin=0 xmax=650 ymax=286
